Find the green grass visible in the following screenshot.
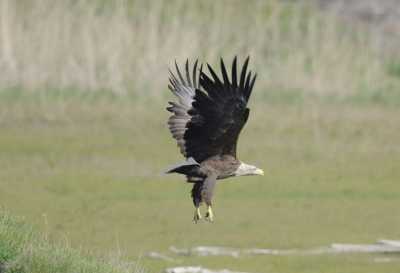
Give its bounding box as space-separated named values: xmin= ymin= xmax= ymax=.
xmin=2 ymin=1 xmax=400 ymax=272
xmin=1 ymin=93 xmax=399 ymax=272
xmin=0 ymin=210 xmax=144 ymax=273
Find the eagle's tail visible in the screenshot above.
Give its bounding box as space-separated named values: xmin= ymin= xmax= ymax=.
xmin=164 ymin=157 xmax=200 ymax=175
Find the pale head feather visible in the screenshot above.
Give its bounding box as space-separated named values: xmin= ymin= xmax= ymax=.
xmin=234 ymin=162 xmax=264 ymax=176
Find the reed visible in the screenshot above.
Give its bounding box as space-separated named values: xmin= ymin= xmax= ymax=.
xmin=0 ymin=0 xmax=390 ymax=98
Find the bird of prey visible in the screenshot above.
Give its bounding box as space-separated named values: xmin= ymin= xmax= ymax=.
xmin=165 ymin=56 xmax=264 ymax=223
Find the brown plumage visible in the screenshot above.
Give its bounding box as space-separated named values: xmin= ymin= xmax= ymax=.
xmin=166 ymin=56 xmax=264 ymax=222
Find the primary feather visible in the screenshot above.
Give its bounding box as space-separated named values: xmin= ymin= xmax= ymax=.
xmin=167 ymin=56 xmax=256 ymax=162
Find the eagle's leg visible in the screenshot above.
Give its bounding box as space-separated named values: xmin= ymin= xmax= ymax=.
xmin=193 ymin=206 xmax=202 ymax=223
xmin=191 ymin=182 xmax=203 ymax=223
xmin=205 ymin=204 xmax=214 ymax=222
xmin=202 ymin=174 xmax=217 ymax=223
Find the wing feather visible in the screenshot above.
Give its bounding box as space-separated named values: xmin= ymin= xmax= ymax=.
xmin=239 ymin=56 xmax=249 ymax=90
xmin=231 ymin=56 xmax=238 ymax=89
xmin=183 ymin=56 xmax=257 ymax=162
xmin=167 ymin=57 xmax=257 ymax=162
xmin=167 ymin=60 xmax=201 ymax=157
xmin=220 ymin=58 xmax=230 ymax=86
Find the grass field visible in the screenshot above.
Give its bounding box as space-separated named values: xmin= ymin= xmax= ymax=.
xmin=1 ymin=92 xmax=400 ymax=272
xmin=0 ymin=210 xmax=144 ymax=273
xmin=1 ymin=0 xmax=400 ymax=272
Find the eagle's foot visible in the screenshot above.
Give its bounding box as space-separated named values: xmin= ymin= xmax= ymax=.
xmin=205 ymin=206 xmax=214 ymax=222
xmin=193 ymin=207 xmax=202 ymax=223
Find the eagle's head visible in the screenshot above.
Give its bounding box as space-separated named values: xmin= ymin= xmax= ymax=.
xmin=234 ymin=162 xmax=264 ymax=177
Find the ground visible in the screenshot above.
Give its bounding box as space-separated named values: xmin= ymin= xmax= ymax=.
xmin=1 ymin=1 xmax=400 ymax=272
xmin=0 ymin=92 xmax=399 ymax=272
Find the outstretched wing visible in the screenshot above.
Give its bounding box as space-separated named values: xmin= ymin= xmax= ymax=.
xmin=167 ymin=60 xmax=202 ymax=157
xmin=184 ymin=56 xmax=257 ymax=162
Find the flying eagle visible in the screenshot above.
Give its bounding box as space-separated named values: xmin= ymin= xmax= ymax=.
xmin=165 ymin=56 xmax=264 ymax=223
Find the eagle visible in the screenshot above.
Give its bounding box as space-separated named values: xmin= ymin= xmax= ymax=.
xmin=165 ymin=56 xmax=264 ymax=223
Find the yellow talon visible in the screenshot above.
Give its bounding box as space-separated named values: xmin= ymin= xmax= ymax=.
xmin=193 ymin=207 xmax=202 ymax=223
xmin=205 ymin=206 xmax=214 ymax=222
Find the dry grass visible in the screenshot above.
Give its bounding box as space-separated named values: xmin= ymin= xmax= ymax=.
xmin=0 ymin=0 xmax=392 ymax=97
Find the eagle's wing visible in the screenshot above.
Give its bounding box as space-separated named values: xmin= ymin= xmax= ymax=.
xmin=167 ymin=60 xmax=202 ymax=157
xmin=184 ymin=57 xmax=257 ymax=162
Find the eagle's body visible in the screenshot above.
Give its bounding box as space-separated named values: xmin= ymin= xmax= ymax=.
xmin=166 ymin=57 xmax=263 ymax=222
xmin=168 ymin=155 xmax=240 ymax=180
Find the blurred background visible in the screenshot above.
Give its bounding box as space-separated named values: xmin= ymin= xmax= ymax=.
xmin=0 ymin=0 xmax=399 ymax=272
